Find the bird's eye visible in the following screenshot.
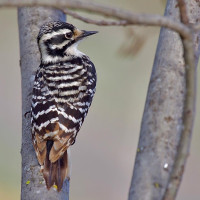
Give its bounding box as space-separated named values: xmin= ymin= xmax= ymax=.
xmin=65 ymin=32 xmax=73 ymax=39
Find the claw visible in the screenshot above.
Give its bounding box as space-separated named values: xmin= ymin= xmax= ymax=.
xmin=24 ymin=111 xmax=31 ymax=118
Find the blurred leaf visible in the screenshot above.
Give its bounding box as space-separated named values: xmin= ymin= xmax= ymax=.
xmin=118 ymin=27 xmax=147 ymax=57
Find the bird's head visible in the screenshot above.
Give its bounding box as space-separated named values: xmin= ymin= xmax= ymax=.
xmin=37 ymin=21 xmax=97 ymax=64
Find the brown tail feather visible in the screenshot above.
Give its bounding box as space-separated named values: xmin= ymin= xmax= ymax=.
xmin=42 ymin=141 xmax=68 ymax=191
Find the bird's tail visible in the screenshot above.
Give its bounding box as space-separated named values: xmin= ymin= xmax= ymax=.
xmin=42 ymin=140 xmax=69 ymax=191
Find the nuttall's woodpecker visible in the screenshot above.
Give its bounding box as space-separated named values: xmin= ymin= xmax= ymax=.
xmin=31 ymin=21 xmax=97 ymax=191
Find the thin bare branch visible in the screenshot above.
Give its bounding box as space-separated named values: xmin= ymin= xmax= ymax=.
xmin=64 ymin=9 xmax=129 ymax=26
xmin=0 ymin=0 xmax=191 ymax=39
xmin=162 ymin=1 xmax=196 ymax=199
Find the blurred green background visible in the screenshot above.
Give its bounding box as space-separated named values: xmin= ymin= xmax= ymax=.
xmin=1 ymin=0 xmax=200 ymax=199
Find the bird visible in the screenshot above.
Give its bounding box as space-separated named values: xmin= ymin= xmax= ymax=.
xmin=31 ymin=21 xmax=97 ymax=191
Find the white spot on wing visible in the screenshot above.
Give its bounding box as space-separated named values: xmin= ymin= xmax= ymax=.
xmin=43 ymin=130 xmax=59 ymax=139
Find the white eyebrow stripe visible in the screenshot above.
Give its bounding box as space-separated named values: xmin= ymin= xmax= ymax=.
xmin=41 ymin=29 xmax=72 ymax=41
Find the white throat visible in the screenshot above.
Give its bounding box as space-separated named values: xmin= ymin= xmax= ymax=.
xmin=65 ymin=42 xmax=84 ymax=57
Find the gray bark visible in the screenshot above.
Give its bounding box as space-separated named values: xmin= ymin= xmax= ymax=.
xmin=18 ymin=7 xmax=69 ymax=200
xmin=128 ymin=0 xmax=200 ymax=200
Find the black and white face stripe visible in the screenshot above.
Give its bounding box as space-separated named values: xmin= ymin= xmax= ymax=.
xmin=39 ymin=28 xmax=77 ymax=60
xmin=38 ymin=22 xmax=83 ymax=63
xmin=38 ymin=22 xmax=97 ymax=64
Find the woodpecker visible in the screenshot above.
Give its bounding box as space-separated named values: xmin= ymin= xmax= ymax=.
xmin=31 ymin=21 xmax=97 ymax=191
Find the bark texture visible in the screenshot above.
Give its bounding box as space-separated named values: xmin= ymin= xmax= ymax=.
xmin=18 ymin=7 xmax=69 ymax=200
xmin=128 ymin=0 xmax=200 ymax=200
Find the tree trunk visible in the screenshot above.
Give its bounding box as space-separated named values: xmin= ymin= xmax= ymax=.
xmin=128 ymin=0 xmax=200 ymax=200
xmin=18 ymin=7 xmax=69 ymax=200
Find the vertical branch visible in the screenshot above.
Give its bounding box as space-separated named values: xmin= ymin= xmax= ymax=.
xmin=163 ymin=0 xmax=199 ymax=199
xmin=162 ymin=36 xmax=195 ymax=200
xmin=18 ymin=7 xmax=69 ymax=200
xmin=128 ymin=0 xmax=200 ymax=200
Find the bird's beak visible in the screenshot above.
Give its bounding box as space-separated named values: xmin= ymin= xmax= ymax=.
xmin=74 ymin=29 xmax=98 ymax=41
xmin=81 ymin=30 xmax=98 ymax=38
